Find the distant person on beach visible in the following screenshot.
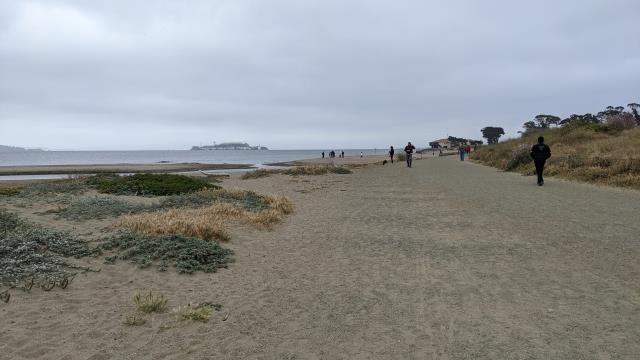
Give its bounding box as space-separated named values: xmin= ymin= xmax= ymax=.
xmin=465 ymin=144 xmax=471 ymax=155
xmin=389 ymin=146 xmax=395 ymax=163
xmin=404 ymin=142 xmax=415 ymax=168
xmin=360 ymin=151 xmax=363 ymax=158
xmin=530 ymin=136 xmax=551 ymax=186
xmin=341 ymin=151 xmax=344 ymax=158
xmin=322 ymin=151 xmax=325 ymax=159
xmin=458 ymin=146 xmax=465 ymax=161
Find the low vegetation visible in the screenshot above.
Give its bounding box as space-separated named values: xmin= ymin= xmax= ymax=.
xmin=0 ymin=209 xmax=94 ymax=290
xmin=241 ymin=165 xmax=352 ymax=179
xmin=86 ymin=173 xmax=220 ymax=196
xmin=53 ymin=196 xmax=150 ymax=220
xmin=396 ymin=153 xmax=406 ymax=162
xmin=115 ymin=194 xmax=293 ymax=241
xmin=176 ymin=303 xmax=213 ymax=322
xmin=134 ymin=291 xmax=168 ymax=313
xmin=124 ymin=313 xmax=147 ymax=326
xmin=472 ymin=124 xmax=640 ymax=189
xmin=101 ymin=231 xmax=234 ymax=273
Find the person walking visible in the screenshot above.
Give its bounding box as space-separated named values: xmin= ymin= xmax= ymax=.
xmin=322 ymin=151 xmax=325 ymax=159
xmin=404 ymin=142 xmax=415 ymax=168
xmin=360 ymin=151 xmax=363 ymax=158
xmin=341 ymin=151 xmax=344 ymax=158
xmin=389 ymin=146 xmax=395 ymax=163
xmin=458 ymin=145 xmax=465 ymax=161
xmin=530 ymin=136 xmax=551 ymax=186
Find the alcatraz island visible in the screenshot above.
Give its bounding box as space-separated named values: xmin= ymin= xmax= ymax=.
xmin=191 ymin=142 xmax=268 ymax=151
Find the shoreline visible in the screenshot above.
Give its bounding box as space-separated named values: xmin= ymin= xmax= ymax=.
xmin=0 ymin=163 xmax=253 ymax=176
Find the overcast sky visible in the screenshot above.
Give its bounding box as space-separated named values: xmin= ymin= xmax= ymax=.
xmin=1 ymin=0 xmax=639 ymax=150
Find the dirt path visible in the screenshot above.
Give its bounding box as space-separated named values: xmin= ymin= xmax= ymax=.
xmin=2 ymin=156 xmax=639 ymax=359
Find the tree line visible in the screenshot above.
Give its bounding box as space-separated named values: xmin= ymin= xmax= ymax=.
xmin=480 ymin=102 xmax=639 ymax=145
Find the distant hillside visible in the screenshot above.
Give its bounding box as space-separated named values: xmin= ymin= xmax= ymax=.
xmin=0 ymin=145 xmax=43 ymax=152
xmin=471 ymin=124 xmax=640 ymax=189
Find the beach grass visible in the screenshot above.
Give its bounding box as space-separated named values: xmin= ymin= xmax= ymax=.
xmin=241 ymin=165 xmax=352 ymax=179
xmin=176 ymin=304 xmax=213 ymax=322
xmin=115 ymin=194 xmax=292 ymax=241
xmin=472 ymin=124 xmax=640 ymax=189
xmin=134 ymin=291 xmax=168 ymax=313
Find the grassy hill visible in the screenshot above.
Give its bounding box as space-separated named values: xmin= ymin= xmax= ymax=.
xmin=471 ymin=123 xmax=640 ymax=189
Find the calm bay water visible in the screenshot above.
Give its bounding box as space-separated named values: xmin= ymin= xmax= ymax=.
xmin=0 ymin=149 xmax=380 ymax=167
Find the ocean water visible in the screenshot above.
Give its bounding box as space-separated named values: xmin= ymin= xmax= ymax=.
xmin=0 ymin=149 xmax=381 ymax=167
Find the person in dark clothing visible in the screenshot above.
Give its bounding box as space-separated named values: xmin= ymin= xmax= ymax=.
xmin=341 ymin=151 xmax=344 ymax=158
xmin=530 ymin=136 xmax=551 ymax=186
xmin=404 ymin=142 xmax=415 ymax=168
xmin=322 ymin=151 xmax=325 ymax=159
xmin=389 ymin=146 xmax=395 ymax=163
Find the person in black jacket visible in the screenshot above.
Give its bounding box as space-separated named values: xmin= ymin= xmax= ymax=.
xmin=530 ymin=136 xmax=551 ymax=186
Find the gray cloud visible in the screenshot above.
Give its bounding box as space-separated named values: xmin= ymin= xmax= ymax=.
xmin=1 ymin=0 xmax=639 ymax=149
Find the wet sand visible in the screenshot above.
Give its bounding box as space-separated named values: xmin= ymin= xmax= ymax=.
xmin=0 ymin=163 xmax=253 ymax=176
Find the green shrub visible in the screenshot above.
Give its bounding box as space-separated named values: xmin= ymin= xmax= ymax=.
xmin=396 ymin=153 xmax=406 ymax=162
xmin=55 ymin=196 xmax=151 ymax=220
xmin=18 ymin=178 xmax=88 ymax=197
xmin=86 ymin=173 xmax=220 ymax=196
xmin=100 ymin=231 xmax=234 ymax=273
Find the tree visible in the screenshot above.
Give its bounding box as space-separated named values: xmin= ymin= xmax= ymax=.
xmin=598 ymin=105 xmax=624 ymax=122
xmin=628 ymin=103 xmax=640 ymax=125
xmin=429 ymin=141 xmax=440 ymax=149
xmin=534 ymin=114 xmax=561 ymax=128
xmin=481 ymin=127 xmax=505 ymax=144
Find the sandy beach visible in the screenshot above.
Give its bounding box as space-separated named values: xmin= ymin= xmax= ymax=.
xmin=1 ymin=156 xmax=639 ymax=359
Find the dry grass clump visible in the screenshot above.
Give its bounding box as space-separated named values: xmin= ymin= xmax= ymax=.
xmin=115 ymin=195 xmax=293 ymax=240
xmin=117 ymin=204 xmax=234 ymax=241
xmin=0 ymin=186 xmax=22 ymax=196
xmin=240 ymin=168 xmax=276 ymax=179
xmin=176 ymin=304 xmax=213 ymax=322
xmin=134 ymin=291 xmax=168 ymax=313
xmin=473 ymin=126 xmax=640 ymax=189
xmin=241 ymin=166 xmax=351 ymax=179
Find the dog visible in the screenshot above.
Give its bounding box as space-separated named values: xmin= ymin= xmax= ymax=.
xmin=382 ymin=160 xmax=388 ymax=165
